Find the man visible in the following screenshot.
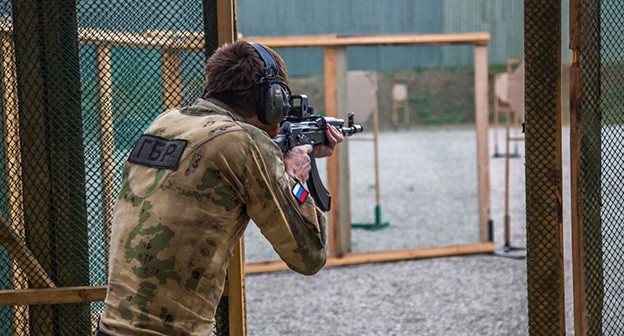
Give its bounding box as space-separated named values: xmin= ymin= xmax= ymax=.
xmin=97 ymin=41 xmax=344 ymax=335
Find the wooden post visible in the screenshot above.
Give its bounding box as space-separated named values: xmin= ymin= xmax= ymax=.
xmin=474 ymin=44 xmax=491 ymax=243
xmin=217 ymin=0 xmax=237 ymax=46
xmin=1 ymin=29 xmax=30 ymax=336
xmin=324 ymin=46 xmax=351 ymax=257
xmin=570 ymin=0 xmax=603 ymax=334
xmin=212 ymin=0 xmax=247 ymax=335
xmin=13 ymin=0 xmax=90 ymax=334
xmin=569 ymin=0 xmax=587 ymax=334
xmin=161 ymin=48 xmax=183 ymax=109
xmin=525 ymin=0 xmax=566 ymax=334
xmin=96 ymin=44 xmax=115 ymax=261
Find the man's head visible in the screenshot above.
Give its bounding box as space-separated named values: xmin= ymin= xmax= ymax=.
xmin=203 ymin=41 xmax=290 ymax=128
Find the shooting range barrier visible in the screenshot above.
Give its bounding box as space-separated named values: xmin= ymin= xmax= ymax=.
xmin=241 ymin=32 xmax=495 ymax=273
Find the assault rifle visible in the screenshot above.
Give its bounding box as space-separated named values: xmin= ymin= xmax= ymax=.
xmin=273 ymin=95 xmax=363 ymax=211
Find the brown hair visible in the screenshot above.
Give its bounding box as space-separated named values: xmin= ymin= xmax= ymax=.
xmin=202 ymin=41 xmax=289 ymax=118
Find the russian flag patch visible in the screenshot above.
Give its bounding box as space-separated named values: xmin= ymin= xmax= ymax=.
xmin=291 ymin=182 xmax=309 ymax=204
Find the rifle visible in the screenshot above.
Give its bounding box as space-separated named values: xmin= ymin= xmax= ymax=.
xmin=273 ymin=95 xmax=363 ymax=211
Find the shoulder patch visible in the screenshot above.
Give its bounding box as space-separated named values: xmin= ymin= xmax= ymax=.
xmin=291 ymin=182 xmax=309 ymax=204
xmin=128 ymin=134 xmax=188 ymax=170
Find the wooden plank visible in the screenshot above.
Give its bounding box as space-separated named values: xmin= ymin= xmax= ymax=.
xmin=161 ymin=48 xmax=183 ymax=109
xmin=0 ymin=33 xmax=23 ymax=241
xmin=0 ymin=287 xmax=107 ymax=306
xmin=79 ymin=27 xmax=171 ymax=48
xmin=334 ymin=47 xmax=352 ymax=256
xmin=2 ymin=24 xmax=490 ymax=51
xmin=246 ymin=242 xmax=495 ymax=274
xmin=226 ymin=240 xmax=246 ymax=336
xmin=1 ymin=21 xmax=172 ymax=48
xmin=217 ymin=0 xmax=238 ymax=45
xmin=569 ymin=0 xmax=580 ymax=51
xmin=474 ymin=45 xmax=491 ymax=243
xmin=324 ymin=46 xmax=351 ymax=257
xmin=324 ymin=47 xmax=339 ymax=258
xmin=0 ymin=217 xmax=56 ymax=288
xmin=0 ymin=30 xmax=30 ymax=336
xmin=216 ymin=2 xmax=247 ymax=335
xmin=96 ymin=44 xmax=115 ymax=257
xmin=243 ymin=32 xmax=491 ymax=48
xmin=569 ymin=1 xmax=586 ymax=334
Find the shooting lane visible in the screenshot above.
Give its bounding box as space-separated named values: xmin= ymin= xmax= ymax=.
xmin=241 ymin=33 xmax=494 ymax=273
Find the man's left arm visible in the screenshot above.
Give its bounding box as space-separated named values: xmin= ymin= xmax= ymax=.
xmin=242 ymin=128 xmax=328 ymax=275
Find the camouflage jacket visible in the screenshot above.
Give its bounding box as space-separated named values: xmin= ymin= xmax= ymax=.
xmin=99 ymin=98 xmax=327 ymax=335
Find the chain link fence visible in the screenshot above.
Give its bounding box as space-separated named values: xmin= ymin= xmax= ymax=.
xmin=525 ymin=0 xmax=624 ymax=334
xmin=574 ymin=0 xmax=624 ymax=334
xmin=0 ymin=0 xmax=230 ymax=335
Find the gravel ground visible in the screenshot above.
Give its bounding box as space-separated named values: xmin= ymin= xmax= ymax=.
xmin=242 ymin=126 xmax=574 ymax=336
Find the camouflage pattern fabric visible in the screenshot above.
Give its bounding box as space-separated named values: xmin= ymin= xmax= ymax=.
xmin=98 ymin=98 xmax=327 ymax=335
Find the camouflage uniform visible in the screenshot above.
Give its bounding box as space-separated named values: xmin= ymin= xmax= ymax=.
xmin=98 ymin=98 xmax=327 ymax=335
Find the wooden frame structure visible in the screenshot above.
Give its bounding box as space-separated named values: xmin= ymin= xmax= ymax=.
xmin=241 ymin=32 xmax=494 ymax=273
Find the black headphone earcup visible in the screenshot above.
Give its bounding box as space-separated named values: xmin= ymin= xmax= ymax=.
xmin=258 ymin=82 xmax=289 ymax=125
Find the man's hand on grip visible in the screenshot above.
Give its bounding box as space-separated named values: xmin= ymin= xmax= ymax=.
xmin=284 ymin=144 xmax=313 ymax=182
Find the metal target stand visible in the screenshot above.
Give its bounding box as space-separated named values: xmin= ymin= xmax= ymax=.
xmin=350 ymin=106 xmax=389 ymax=231
xmin=492 ymin=60 xmax=526 ymax=259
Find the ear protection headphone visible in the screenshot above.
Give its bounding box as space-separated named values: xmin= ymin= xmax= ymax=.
xmin=249 ymin=42 xmax=291 ymax=125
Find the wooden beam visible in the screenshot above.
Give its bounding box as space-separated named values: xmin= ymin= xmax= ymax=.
xmin=525 ymin=1 xmax=566 ymax=334
xmin=324 ymin=46 xmax=351 ymax=257
xmin=242 ymin=32 xmax=490 ymax=48
xmin=0 ymin=287 xmax=107 ymax=306
xmin=227 ymin=240 xmax=246 ymax=336
xmin=0 ymin=23 xmax=491 ymax=51
xmin=96 ymin=44 xmax=115 ymax=260
xmin=570 ymin=0 xmax=602 ymax=334
xmin=0 ymin=28 xmax=30 ymax=336
xmin=161 ymin=48 xmax=183 ymax=109
xmin=215 ymin=2 xmax=247 ymax=335
xmin=246 ymin=243 xmax=495 ymax=274
xmin=217 ymin=0 xmax=237 ymax=45
xmin=569 ymin=1 xmax=586 ymax=334
xmin=474 ymin=45 xmax=491 ymax=243
xmin=0 ymin=217 xmax=56 ymax=288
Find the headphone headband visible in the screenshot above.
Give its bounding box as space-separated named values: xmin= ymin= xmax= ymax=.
xmin=249 ymin=42 xmax=279 ymax=79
